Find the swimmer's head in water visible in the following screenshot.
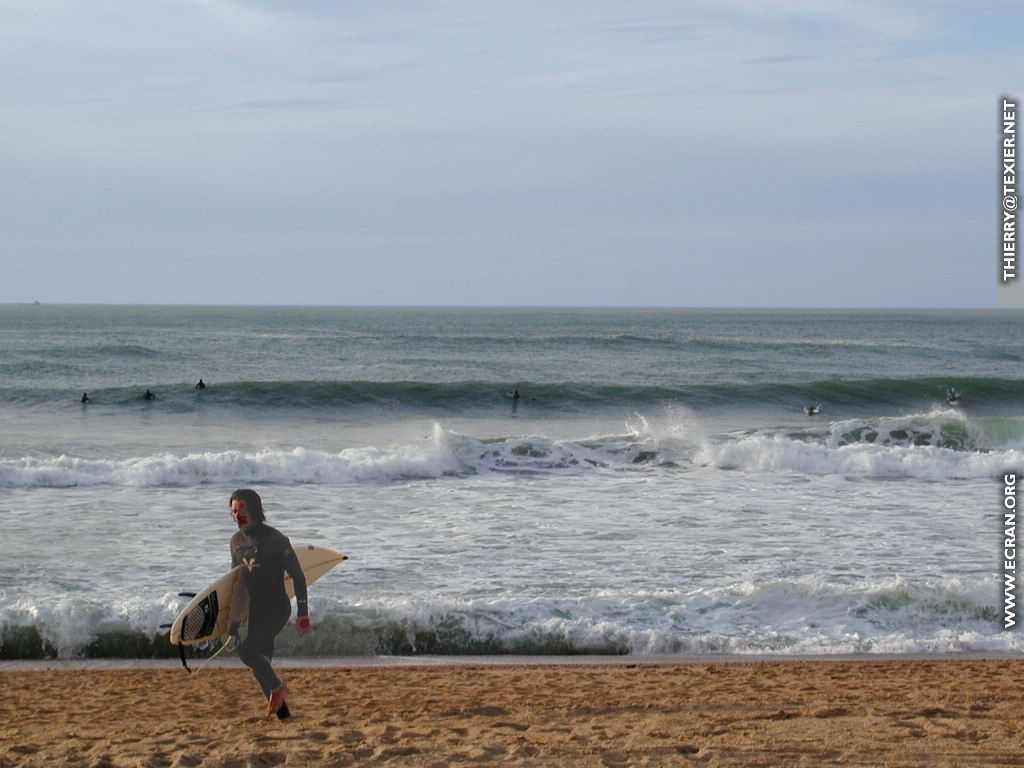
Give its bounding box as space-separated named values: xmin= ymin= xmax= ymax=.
xmin=230 ymin=488 xmax=265 ymax=528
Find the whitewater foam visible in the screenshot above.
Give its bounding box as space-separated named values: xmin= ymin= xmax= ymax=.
xmin=1 ymin=575 xmax=1015 ymax=660
xmin=4 ymin=411 xmax=1021 ymax=487
xmin=695 ymin=434 xmax=1024 ymax=480
xmin=0 ymin=424 xmax=683 ymax=488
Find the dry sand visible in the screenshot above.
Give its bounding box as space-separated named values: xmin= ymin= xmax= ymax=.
xmin=1 ymin=659 xmax=1022 ymax=767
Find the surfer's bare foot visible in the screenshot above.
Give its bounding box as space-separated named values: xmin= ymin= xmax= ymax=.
xmin=266 ymin=683 xmax=289 ymax=718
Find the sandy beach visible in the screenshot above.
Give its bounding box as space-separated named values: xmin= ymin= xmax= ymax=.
xmin=1 ymin=658 xmax=1021 ymax=767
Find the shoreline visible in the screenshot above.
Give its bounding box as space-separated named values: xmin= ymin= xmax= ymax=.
xmin=2 ymin=650 xmax=1020 ymax=671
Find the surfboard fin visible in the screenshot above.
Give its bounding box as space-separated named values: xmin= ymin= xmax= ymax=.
xmin=159 ymin=623 xmax=172 ymax=630
xmin=178 ymin=592 xmax=197 ymax=598
xmin=178 ymin=643 xmax=192 ymax=674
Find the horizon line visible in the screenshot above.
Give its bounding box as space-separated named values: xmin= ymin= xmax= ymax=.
xmin=0 ymin=302 xmax=1009 ymax=311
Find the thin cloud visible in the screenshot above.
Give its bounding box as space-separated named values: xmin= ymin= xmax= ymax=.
xmin=303 ymin=63 xmax=420 ymax=84
xmin=697 ymin=0 xmax=924 ymax=38
xmin=591 ymin=22 xmax=705 ymax=45
xmin=227 ymin=97 xmax=354 ymax=112
xmin=740 ymin=53 xmax=820 ymax=65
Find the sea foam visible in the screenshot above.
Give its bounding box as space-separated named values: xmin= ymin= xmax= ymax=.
xmin=695 ymin=436 xmax=1023 ymax=480
xmin=1 ymin=575 xmax=1015 ymax=659
xmin=2 ymin=413 xmax=1021 ymax=487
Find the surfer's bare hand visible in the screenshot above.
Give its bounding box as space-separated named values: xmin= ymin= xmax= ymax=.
xmin=297 ymin=616 xmax=312 ymax=636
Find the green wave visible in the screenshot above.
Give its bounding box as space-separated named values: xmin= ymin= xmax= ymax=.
xmin=6 ymin=376 xmax=1024 ymax=411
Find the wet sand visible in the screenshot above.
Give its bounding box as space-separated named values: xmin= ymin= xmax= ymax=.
xmin=1 ymin=658 xmax=1022 ymax=767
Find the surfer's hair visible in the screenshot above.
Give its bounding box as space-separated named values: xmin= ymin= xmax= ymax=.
xmin=230 ymin=488 xmax=265 ymax=523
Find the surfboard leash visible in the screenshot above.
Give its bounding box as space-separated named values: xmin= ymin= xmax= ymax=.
xmin=192 ymin=635 xmax=236 ymax=675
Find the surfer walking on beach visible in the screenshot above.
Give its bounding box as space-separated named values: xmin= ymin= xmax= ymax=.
xmin=229 ymin=489 xmax=311 ymax=720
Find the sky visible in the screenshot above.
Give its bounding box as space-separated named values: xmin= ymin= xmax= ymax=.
xmin=0 ymin=0 xmax=1020 ymax=307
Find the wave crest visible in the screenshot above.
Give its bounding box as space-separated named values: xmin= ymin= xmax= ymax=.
xmin=9 ymin=376 xmax=1024 ymax=411
xmin=0 ymin=576 xmax=1015 ymax=659
xmin=0 ymin=425 xmax=670 ymax=488
xmin=3 ymin=410 xmax=1023 ymax=488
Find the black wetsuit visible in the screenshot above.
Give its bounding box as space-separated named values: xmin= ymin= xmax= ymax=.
xmin=230 ymin=523 xmax=308 ymax=697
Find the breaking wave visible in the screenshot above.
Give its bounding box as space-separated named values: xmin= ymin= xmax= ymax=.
xmin=0 ymin=575 xmax=1015 ymax=660
xmin=3 ymin=410 xmax=1023 ymax=488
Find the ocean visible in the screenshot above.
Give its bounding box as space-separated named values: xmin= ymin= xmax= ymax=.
xmin=0 ymin=305 xmax=1021 ymax=660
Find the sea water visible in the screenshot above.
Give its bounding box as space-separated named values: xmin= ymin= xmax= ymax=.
xmin=0 ymin=306 xmax=1021 ymax=659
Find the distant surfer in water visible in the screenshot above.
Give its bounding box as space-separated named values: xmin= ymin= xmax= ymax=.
xmin=143 ymin=389 xmax=156 ymax=401
xmin=803 ymin=405 xmax=819 ymax=416
xmin=81 ymin=392 xmax=91 ymax=404
xmin=195 ymin=379 xmax=207 ymax=390
xmin=946 ymin=388 xmax=961 ymax=405
xmin=229 ymin=489 xmax=310 ymax=720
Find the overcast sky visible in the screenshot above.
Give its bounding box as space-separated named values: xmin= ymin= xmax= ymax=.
xmin=0 ymin=1 xmax=1019 ymax=307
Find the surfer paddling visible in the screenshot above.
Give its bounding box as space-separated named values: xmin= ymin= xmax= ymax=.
xmin=229 ymin=489 xmax=311 ymax=720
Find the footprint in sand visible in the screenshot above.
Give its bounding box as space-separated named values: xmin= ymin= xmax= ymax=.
xmin=602 ymin=750 xmax=629 ymax=766
xmin=891 ymin=721 xmax=928 ymax=738
xmin=374 ymin=745 xmax=422 ymax=759
xmin=916 ymin=707 xmax=958 ymax=718
xmin=462 ymin=745 xmax=507 ymax=761
xmin=811 ymin=706 xmax=850 ymax=718
xmin=493 ymin=721 xmax=530 ymax=732
xmin=293 ymin=749 xmax=327 ymax=763
xmin=469 ymin=705 xmax=510 ymax=717
xmin=248 ymin=751 xmax=286 ymax=767
xmin=334 ymin=729 xmax=366 ymax=745
xmin=341 ymin=748 xmax=374 ymax=760
xmin=9 ymin=744 xmax=41 ymax=755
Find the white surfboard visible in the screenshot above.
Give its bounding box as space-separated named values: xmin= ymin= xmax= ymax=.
xmin=169 ymin=545 xmax=346 ymax=646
